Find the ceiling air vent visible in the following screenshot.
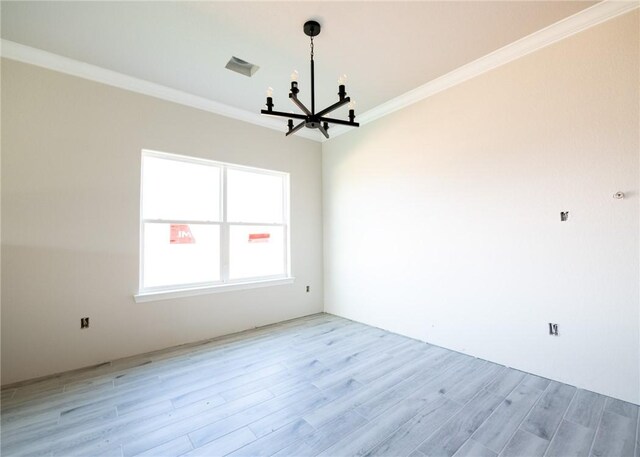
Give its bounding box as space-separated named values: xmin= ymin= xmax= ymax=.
xmin=225 ymin=56 xmax=259 ymax=77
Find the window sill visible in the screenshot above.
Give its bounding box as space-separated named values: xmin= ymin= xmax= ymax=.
xmin=134 ymin=277 xmax=295 ymax=303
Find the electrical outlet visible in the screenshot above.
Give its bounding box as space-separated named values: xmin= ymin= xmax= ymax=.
xmin=306 ymin=285 xmax=310 ymax=293
xmin=548 ymin=323 xmax=558 ymax=336
xmin=81 ymin=317 xmax=90 ymax=329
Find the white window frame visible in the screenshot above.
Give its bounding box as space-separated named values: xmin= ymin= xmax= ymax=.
xmin=135 ymin=149 xmax=292 ymax=303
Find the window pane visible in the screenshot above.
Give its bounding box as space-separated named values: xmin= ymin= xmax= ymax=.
xmin=229 ymin=225 xmax=285 ymax=280
xmin=227 ymin=169 xmax=284 ymax=223
xmin=142 ymin=155 xmax=220 ymax=221
xmin=143 ymin=223 xmax=220 ymax=288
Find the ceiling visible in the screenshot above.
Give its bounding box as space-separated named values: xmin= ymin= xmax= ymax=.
xmin=1 ymin=1 xmax=597 ymax=121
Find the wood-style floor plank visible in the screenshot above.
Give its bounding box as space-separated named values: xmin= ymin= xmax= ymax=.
xmin=365 ymin=397 xmax=462 ymax=457
xmin=500 ymin=429 xmax=549 ymax=457
xmin=136 ymin=436 xmax=192 ymax=457
xmin=520 ymin=374 xmax=551 ymax=391
xmin=181 ymin=427 xmax=256 ymax=457
xmin=227 ymin=419 xmax=314 ymax=457
xmin=565 ymin=389 xmax=606 ymax=430
xmin=317 ymin=397 xmax=435 ymax=457
xmin=1 ymin=313 xmax=636 ymax=457
xmin=590 ymin=411 xmax=637 ymax=457
xmin=604 ymin=398 xmax=639 ymax=421
xmin=273 ymin=410 xmax=368 ymax=457
xmin=471 ymin=381 xmax=545 ymax=453
xmin=520 ymin=381 xmax=576 ymax=440
xmin=355 ymin=351 xmax=465 ymax=420
xmin=185 ymin=385 xmax=318 ymax=450
xmin=545 ymin=420 xmax=596 ymax=457
xmin=484 ymin=369 xmax=525 ymax=398
xmin=452 ymin=439 xmax=496 ymax=457
xmin=418 ymin=389 xmax=504 ymax=457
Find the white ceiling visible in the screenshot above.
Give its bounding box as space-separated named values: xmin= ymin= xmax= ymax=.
xmin=1 ymin=1 xmax=596 ymax=120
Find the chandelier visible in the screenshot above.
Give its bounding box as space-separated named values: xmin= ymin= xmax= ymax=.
xmin=261 ymin=20 xmax=359 ymax=139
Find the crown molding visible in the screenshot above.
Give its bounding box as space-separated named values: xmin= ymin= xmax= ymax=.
xmin=328 ymin=0 xmax=640 ymax=140
xmin=1 ymin=0 xmax=637 ymax=144
xmin=0 ymin=40 xmax=322 ymax=142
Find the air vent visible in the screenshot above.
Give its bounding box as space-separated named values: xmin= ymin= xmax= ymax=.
xmin=225 ymin=56 xmax=259 ymax=77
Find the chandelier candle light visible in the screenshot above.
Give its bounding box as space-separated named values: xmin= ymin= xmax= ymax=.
xmin=261 ymin=20 xmax=359 ymax=139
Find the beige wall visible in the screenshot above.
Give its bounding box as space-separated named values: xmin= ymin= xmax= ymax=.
xmin=1 ymin=60 xmax=324 ymax=385
xmin=323 ymin=11 xmax=640 ymax=403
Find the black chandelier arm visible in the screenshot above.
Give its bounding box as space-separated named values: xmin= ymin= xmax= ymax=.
xmin=289 ymin=94 xmax=312 ymax=116
xmin=285 ymin=120 xmax=306 ymax=136
xmin=318 ymin=124 xmax=329 ymax=139
xmin=315 ymin=97 xmax=351 ymax=118
xmin=261 ymin=110 xmax=307 ymax=121
xmin=319 ymin=116 xmax=360 ymax=127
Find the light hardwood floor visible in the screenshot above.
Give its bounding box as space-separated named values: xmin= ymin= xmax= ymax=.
xmin=1 ymin=313 xmax=638 ymax=457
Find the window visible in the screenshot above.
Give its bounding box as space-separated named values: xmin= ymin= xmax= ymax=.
xmin=138 ymin=150 xmax=290 ymax=298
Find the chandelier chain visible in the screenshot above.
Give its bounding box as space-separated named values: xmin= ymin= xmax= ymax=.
xmin=310 ymin=36 xmax=314 ymax=60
